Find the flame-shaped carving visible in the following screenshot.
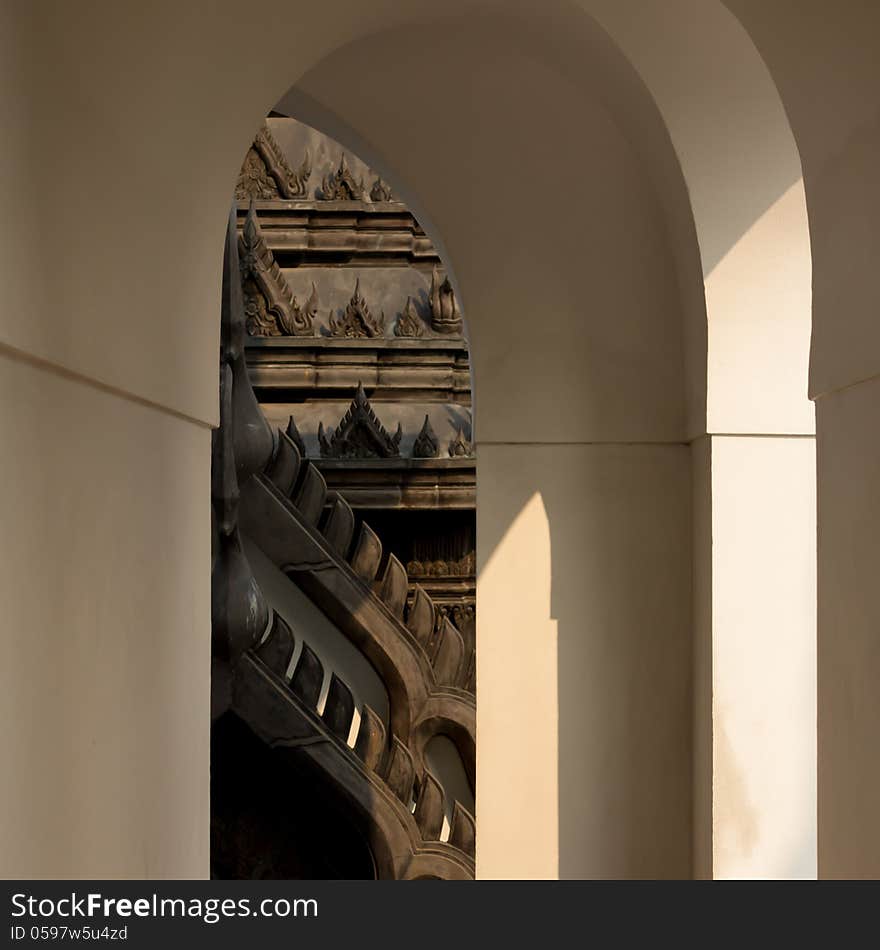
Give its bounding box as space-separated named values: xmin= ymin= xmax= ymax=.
xmin=448 ymin=424 xmax=473 ymax=458
xmin=394 ymin=296 xmax=425 ymax=338
xmin=319 ymin=382 xmax=402 ymax=459
xmin=235 ymin=122 xmax=311 ymax=200
xmin=302 ymin=282 xmax=320 ymax=326
xmin=370 ymin=176 xmax=393 ymax=202
xmin=235 ymin=148 xmax=279 ymax=200
xmin=321 ymin=153 xmax=365 ymax=201
xmin=413 ymin=414 xmax=440 ymax=458
xmin=239 ymin=201 xmax=314 ymax=337
xmin=328 ymin=279 xmax=385 ymax=338
xmin=429 ymin=267 xmax=463 ymax=334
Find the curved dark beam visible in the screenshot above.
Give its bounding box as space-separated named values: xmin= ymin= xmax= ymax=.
xmin=233 ymin=646 xmax=474 ymax=880
xmin=239 ymin=469 xmax=476 ymax=758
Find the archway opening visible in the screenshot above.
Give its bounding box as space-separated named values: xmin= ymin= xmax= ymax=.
xmin=210 ymin=112 xmax=477 ymax=879
xmin=209 ymin=1 xmax=815 ymax=882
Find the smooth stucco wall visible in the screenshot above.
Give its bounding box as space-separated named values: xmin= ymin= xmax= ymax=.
xmin=0 ymin=349 xmax=210 ymax=878
xmin=704 ymin=181 xmax=813 ymax=436
xmin=1 ymin=0 xmax=875 ymax=880
xmin=477 ymin=445 xmax=692 ymax=879
xmin=725 ymin=0 xmax=880 ymax=403
xmin=709 ymin=436 xmax=817 ymax=879
xmin=815 ymin=377 xmax=880 ymax=878
xmin=720 ymin=0 xmax=880 ymax=875
xmin=0 ymin=0 xmax=697 ymax=880
xmin=293 ymin=22 xmax=688 ymax=446
xmin=295 ymin=24 xmax=696 ymax=879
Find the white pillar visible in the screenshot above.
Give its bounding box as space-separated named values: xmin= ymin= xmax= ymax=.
xmin=702 ymin=435 xmax=817 ymax=878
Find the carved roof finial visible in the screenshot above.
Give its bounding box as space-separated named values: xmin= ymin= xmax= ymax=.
xmin=413 ymin=414 xmax=440 ymax=458
xmin=448 ymin=424 xmax=473 ymax=458
xmin=370 ymin=176 xmax=393 ymax=202
xmin=236 ymin=121 xmax=311 ymax=200
xmin=394 ymin=296 xmax=425 ymax=338
xmin=429 ymin=267 xmax=463 ymax=335
xmin=321 ymin=152 xmax=366 ymax=201
xmin=319 ymin=382 xmax=402 ymax=459
xmin=305 ymin=282 xmax=320 ymax=321
xmin=328 ymin=279 xmax=386 ymax=338
xmin=240 ymin=198 xmax=260 ymax=273
xmin=222 ymin=204 xmax=275 ymax=481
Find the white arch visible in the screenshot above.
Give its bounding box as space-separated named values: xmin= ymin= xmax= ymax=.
xmin=0 ymin=0 xmax=817 ymax=879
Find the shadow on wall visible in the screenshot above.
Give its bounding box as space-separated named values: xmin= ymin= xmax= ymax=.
xmin=477 ymin=447 xmax=693 ymax=880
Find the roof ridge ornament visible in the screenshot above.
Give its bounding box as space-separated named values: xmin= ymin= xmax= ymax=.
xmin=394 ymin=296 xmax=425 ymax=338
xmin=413 ymin=414 xmax=440 ymax=458
xmin=328 ymin=278 xmax=386 ymax=338
xmin=319 ymin=382 xmax=402 ymax=459
xmin=370 ymin=176 xmax=393 ymax=202
xmin=235 ymin=121 xmax=311 ymax=200
xmin=448 ymin=423 xmax=473 ymax=458
xmin=429 ymin=267 xmax=463 ymax=335
xmin=321 ymin=153 xmax=366 ymax=201
xmin=240 ymin=200 xmax=316 ymax=337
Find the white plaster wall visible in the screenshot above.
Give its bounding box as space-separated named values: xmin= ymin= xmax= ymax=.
xmin=0 ymin=0 xmax=699 ymax=432
xmin=0 ymin=349 xmax=210 ymax=878
xmin=691 ymin=436 xmax=713 ymax=879
xmin=704 ymin=182 xmax=813 ymax=436
xmin=815 ymin=377 xmax=880 ymax=878
xmin=584 ymin=0 xmax=812 ymax=439
xmin=289 ymin=34 xmax=699 ymax=879
xmin=0 ymin=0 xmax=699 ymax=879
xmin=724 ymin=0 xmax=880 ymax=402
xmin=477 ymin=444 xmax=692 ymax=880
xmin=721 ymin=0 xmax=880 ymax=877
xmin=710 ymin=436 xmax=816 ymax=879
xmin=3 ymin=0 xmax=873 ymax=880
xmin=292 ymin=23 xmax=689 ymax=445
xmin=477 ymin=486 xmax=558 ymax=880
xmin=285 ymin=10 xmax=818 ymax=878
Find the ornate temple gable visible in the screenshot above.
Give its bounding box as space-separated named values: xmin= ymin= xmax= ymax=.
xmin=413 ymin=414 xmax=440 ymax=459
xmin=235 ymin=122 xmax=312 ymax=201
xmin=240 ymin=201 xmax=316 ymax=337
xmin=320 ymin=153 xmax=366 ymax=201
xmin=256 ymin=122 xmax=311 ymax=197
xmin=448 ymin=424 xmax=473 ymax=458
xmin=328 ymin=279 xmax=386 ymax=338
xmin=370 ymin=176 xmax=393 ymax=202
xmin=318 ymin=383 xmax=402 ymax=459
xmin=236 ymin=147 xmax=278 ymax=200
xmin=429 ymin=267 xmax=463 ymax=335
xmin=394 ymin=296 xmax=425 ymax=338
